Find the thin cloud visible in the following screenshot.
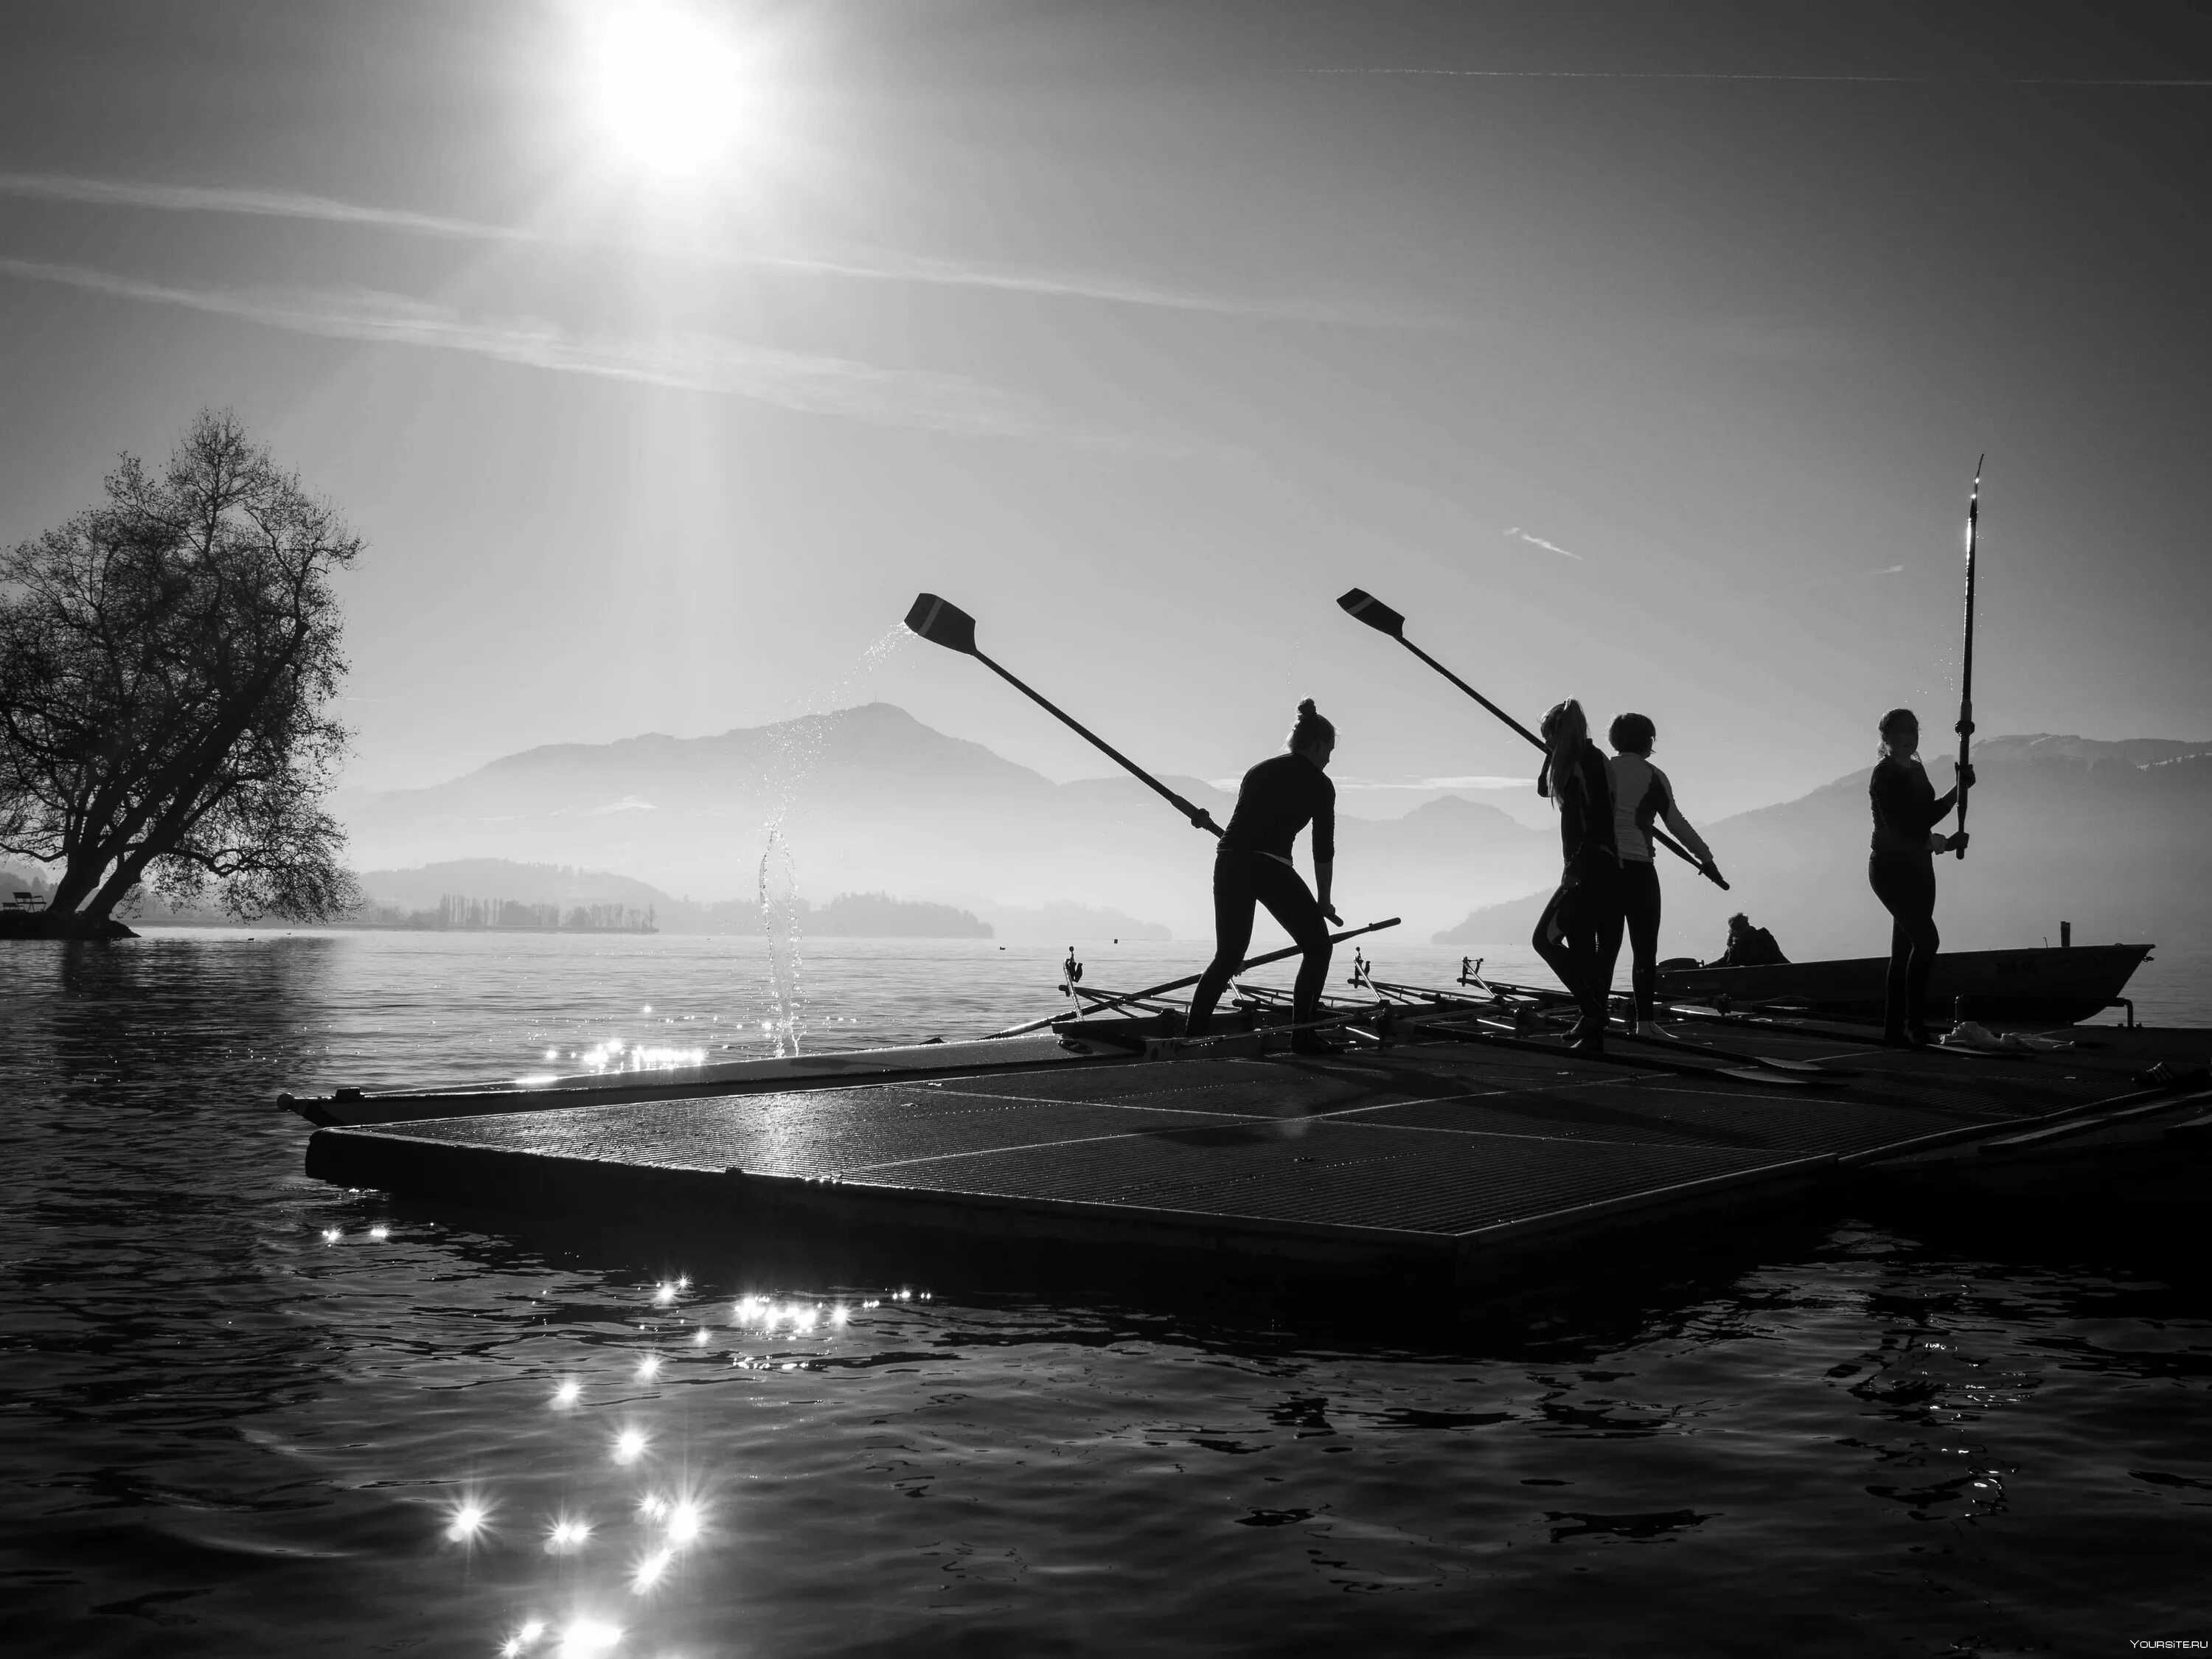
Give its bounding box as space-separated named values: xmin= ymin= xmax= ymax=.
xmin=0 ymin=171 xmax=511 ymax=241
xmin=1309 ymin=69 xmax=2212 ymax=86
xmin=0 ymin=170 xmax=1427 ymax=327
xmin=1504 ymin=526 xmax=1584 ymax=560
xmin=0 ymin=255 xmax=1071 ymax=437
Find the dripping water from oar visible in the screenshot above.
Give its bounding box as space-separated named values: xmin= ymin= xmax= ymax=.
xmin=759 ymin=827 xmax=803 ymax=1056
xmin=751 ymin=624 xmax=913 ymax=1055
xmin=1335 ymin=588 xmax=1728 ymax=890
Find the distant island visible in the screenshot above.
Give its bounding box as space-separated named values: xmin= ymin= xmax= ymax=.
xmin=20 ymin=856 xmax=1067 ymax=940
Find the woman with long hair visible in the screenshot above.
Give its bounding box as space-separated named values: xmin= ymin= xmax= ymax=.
xmin=1531 ymin=698 xmax=1618 ymax=1053
xmin=1599 ymin=712 xmax=1721 ymax=1034
xmin=1184 ymin=700 xmax=1343 ymax=1055
xmin=1868 ymin=707 xmax=1974 ymax=1044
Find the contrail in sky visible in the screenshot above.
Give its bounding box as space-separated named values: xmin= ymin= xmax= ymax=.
xmin=1504 ymin=526 xmax=1584 ymax=560
xmin=0 ymin=256 xmax=1073 ymax=438
xmin=0 ymin=171 xmax=1422 ymax=326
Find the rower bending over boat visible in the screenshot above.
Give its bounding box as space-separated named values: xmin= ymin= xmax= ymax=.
xmin=1599 ymin=712 xmax=1722 ymax=1034
xmin=1185 ymin=700 xmax=1343 ymax=1054
xmin=1868 ymin=707 xmax=1975 ymax=1046
xmin=1531 ymin=699 xmax=1618 ymax=1054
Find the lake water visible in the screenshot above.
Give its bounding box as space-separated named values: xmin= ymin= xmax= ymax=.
xmin=4 ymin=928 xmax=2208 ymax=1656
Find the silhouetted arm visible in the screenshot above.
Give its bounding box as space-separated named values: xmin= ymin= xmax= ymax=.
xmin=1311 ymin=784 xmax=1340 ymax=924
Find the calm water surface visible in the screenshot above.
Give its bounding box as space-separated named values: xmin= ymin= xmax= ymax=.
xmin=4 ymin=930 xmax=2208 ymax=1657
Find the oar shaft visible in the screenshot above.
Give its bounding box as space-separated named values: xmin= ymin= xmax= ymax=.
xmin=1955 ymin=459 xmax=1982 ymax=861
xmin=1398 ymin=639 xmax=1545 ymax=751
xmin=985 ymin=917 xmax=1402 ymax=1037
xmin=974 ymin=650 xmax=1221 ymax=835
xmin=1395 ymin=635 xmax=1725 ymax=886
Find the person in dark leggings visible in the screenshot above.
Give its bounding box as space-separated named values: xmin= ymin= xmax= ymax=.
xmin=1868 ymin=707 xmax=1974 ymax=1045
xmin=1598 ymin=712 xmax=1721 ymax=1034
xmin=1530 ymin=698 xmax=1618 ymax=1054
xmin=1186 ymin=700 xmax=1343 ymax=1054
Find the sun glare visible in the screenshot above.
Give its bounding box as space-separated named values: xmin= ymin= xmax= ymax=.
xmin=580 ymin=1 xmax=748 ymax=174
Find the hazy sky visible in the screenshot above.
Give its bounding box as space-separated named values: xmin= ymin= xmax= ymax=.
xmin=3 ymin=0 xmax=2207 ymax=822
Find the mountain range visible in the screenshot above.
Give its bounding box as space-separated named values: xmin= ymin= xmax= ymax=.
xmin=333 ymin=709 xmax=2208 ymax=955
xmin=335 ymin=703 xmax=1562 ymax=940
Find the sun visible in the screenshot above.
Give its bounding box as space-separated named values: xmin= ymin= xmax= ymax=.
xmin=578 ymin=1 xmax=748 ymax=175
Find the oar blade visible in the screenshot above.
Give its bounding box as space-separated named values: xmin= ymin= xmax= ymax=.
xmin=1336 ymin=588 xmax=1406 ymax=638
xmin=904 ymin=593 xmax=979 ymax=655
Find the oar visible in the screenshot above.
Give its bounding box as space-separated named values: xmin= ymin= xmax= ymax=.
xmin=984 ymin=917 xmax=1402 ymax=1038
xmin=1335 ymin=589 xmax=1729 ymax=888
xmin=1953 ymin=458 xmax=1983 ymax=860
xmin=904 ymin=594 xmax=1221 ymax=835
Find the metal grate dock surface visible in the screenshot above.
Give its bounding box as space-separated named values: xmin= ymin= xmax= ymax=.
xmin=305 ymin=1027 xmax=2197 ymax=1277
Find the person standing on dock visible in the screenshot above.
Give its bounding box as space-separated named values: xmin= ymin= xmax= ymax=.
xmin=1532 ymin=699 xmax=1618 ymax=1054
xmin=1185 ymin=700 xmax=1342 ymax=1054
xmin=1868 ymin=708 xmax=1974 ymax=1045
xmin=1600 ymin=713 xmax=1721 ymax=1034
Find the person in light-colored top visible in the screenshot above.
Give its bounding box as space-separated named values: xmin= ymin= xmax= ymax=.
xmin=1601 ymin=712 xmax=1721 ymax=1032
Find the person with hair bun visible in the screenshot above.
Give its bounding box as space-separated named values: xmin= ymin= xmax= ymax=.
xmin=1531 ymin=698 xmax=1618 ymax=1053
xmin=1185 ymin=699 xmax=1343 ymax=1054
xmin=1868 ymin=707 xmax=1973 ymax=1045
xmin=1600 ymin=712 xmax=1719 ymax=1033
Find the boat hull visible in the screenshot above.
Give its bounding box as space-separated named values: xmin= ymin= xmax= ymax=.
xmin=1656 ymin=943 xmax=2152 ymax=1025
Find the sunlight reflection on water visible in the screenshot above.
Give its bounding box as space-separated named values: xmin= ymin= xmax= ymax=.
xmin=1 ymin=930 xmax=2207 ymax=1655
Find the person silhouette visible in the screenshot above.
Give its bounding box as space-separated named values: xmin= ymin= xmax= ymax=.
xmin=1531 ymin=698 xmax=1618 ymax=1054
xmin=1867 ymin=707 xmax=1973 ymax=1044
xmin=1184 ymin=700 xmax=1342 ymax=1055
xmin=1598 ymin=712 xmax=1721 ymax=1034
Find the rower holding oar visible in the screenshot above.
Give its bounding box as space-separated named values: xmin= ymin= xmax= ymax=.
xmin=1185 ymin=700 xmax=1344 ymax=1054
xmin=1532 ymin=699 xmax=1619 ymax=1054
xmin=1868 ymin=708 xmax=1973 ymax=1046
xmin=1600 ymin=713 xmax=1721 ymax=1034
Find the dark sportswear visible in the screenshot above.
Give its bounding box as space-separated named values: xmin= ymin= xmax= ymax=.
xmin=1186 ymin=752 xmax=1337 ymax=1040
xmin=1532 ymin=739 xmax=1619 ymax=1023
xmin=1867 ymin=756 xmax=1957 ymax=1037
xmin=1218 ymin=752 xmax=1335 ymax=865
xmin=1548 ymin=740 xmax=1616 ymax=877
xmin=1869 ymin=854 xmax=1939 ymax=1038
xmin=1186 ymin=852 xmax=1333 ymax=1038
xmin=1869 ymin=757 xmax=1956 ymax=858
xmin=1598 ymin=858 xmax=1663 ymax=1020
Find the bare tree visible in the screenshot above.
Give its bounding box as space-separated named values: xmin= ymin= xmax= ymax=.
xmin=0 ymin=411 xmax=362 ymax=936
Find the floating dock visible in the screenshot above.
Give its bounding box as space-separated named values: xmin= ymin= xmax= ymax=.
xmin=304 ymin=1019 xmax=2211 ymax=1287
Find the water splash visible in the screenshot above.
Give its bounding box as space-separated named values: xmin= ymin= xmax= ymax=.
xmin=759 ymin=827 xmax=803 ymax=1056
xmin=748 ymin=625 xmax=913 ymax=1054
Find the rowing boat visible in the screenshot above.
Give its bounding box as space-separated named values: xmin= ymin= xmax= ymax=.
xmin=1655 ymin=942 xmax=2152 ymax=1025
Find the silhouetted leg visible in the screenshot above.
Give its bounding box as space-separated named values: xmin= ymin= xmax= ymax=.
xmin=1563 ymin=871 xmax=1615 ymax=1025
xmin=1882 ymin=915 xmax=1913 ymax=1040
xmin=1533 ymin=878 xmax=1607 ymax=1025
xmin=1249 ymin=858 xmax=1332 ymax=1029
xmin=1870 ymin=855 xmax=1938 ymax=1040
xmin=1186 ymin=855 xmax=1258 ymax=1040
xmin=1622 ymin=860 xmax=1662 ymax=1021
xmin=1904 ymin=908 xmax=1941 ymax=1038
xmin=1531 ymin=884 xmax=1579 ymax=1005
xmin=1595 ymin=873 xmax=1628 ymax=1015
